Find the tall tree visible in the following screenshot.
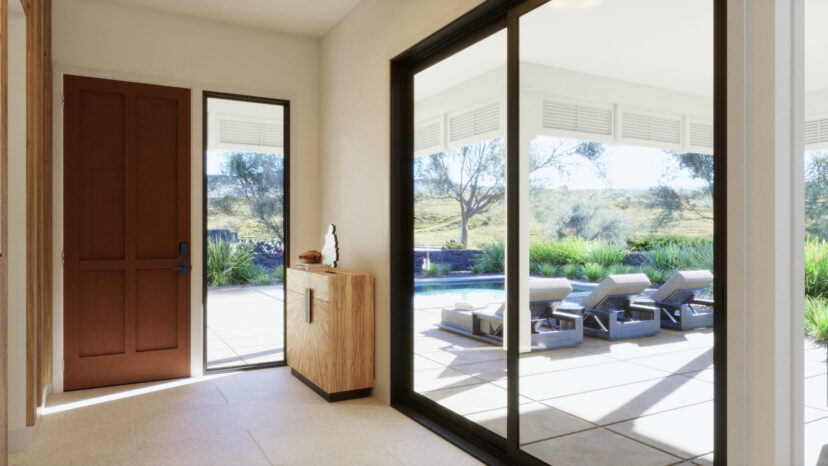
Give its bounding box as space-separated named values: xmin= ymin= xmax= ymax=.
xmin=209 ymin=152 xmax=285 ymax=243
xmin=415 ymin=138 xmax=604 ymax=244
xmin=648 ymin=151 xmax=714 ymax=226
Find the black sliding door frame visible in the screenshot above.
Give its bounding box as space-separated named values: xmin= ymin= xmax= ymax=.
xmin=201 ymin=91 xmax=291 ymax=374
xmin=390 ymin=1 xmax=727 ymax=464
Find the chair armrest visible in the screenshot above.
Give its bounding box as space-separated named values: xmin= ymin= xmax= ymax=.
xmin=552 ymin=310 xmax=583 ymax=322
xmin=628 ymin=303 xmax=656 ymax=317
xmin=691 ymin=298 xmax=714 ymax=306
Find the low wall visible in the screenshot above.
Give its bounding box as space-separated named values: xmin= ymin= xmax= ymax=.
xmin=253 ymin=252 xmax=284 ymax=269
xmin=414 ymin=248 xmax=481 ymax=273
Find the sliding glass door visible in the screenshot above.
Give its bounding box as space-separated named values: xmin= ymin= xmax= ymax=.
xmin=515 ymin=3 xmax=715 ymax=463
xmin=392 ymin=1 xmax=723 ymax=464
xmin=203 ymin=93 xmax=289 ymax=371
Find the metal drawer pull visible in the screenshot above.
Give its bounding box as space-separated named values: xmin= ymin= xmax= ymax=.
xmin=305 ymin=288 xmax=312 ymax=323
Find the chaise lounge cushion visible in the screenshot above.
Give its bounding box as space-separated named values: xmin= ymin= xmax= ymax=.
xmin=650 ymin=270 xmax=713 ymax=303
xmin=529 ymin=278 xmax=572 ymax=302
xmin=581 ymin=273 xmax=651 ymax=309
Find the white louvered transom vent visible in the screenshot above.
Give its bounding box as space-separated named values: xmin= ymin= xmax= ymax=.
xmin=621 ymin=112 xmax=682 ymax=145
xmin=449 ymin=103 xmax=500 ymax=142
xmin=542 ymin=101 xmax=612 ymax=137
xmin=689 ymin=122 xmax=714 ymax=149
xmin=218 ymin=117 xmax=283 ymax=148
xmin=415 ymin=120 xmax=442 ymax=153
xmin=805 ymin=118 xmax=828 ymax=147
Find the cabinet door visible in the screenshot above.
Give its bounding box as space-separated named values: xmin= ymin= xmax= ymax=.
xmin=286 ymin=271 xmax=331 ymax=391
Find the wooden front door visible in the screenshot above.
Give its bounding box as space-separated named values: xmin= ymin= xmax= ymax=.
xmin=63 ymin=75 xmax=191 ymax=391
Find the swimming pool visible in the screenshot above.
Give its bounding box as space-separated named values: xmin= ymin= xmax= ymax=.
xmin=414 ymin=278 xmax=590 ymax=309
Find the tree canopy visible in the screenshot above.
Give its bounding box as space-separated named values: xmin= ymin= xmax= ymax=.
xmin=209 ymin=152 xmax=286 ymax=244
xmin=415 ymin=137 xmax=605 ymax=244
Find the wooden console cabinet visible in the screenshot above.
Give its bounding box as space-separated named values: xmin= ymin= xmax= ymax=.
xmin=285 ymin=268 xmax=374 ymax=401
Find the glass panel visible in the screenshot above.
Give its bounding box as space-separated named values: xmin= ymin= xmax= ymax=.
xmin=205 ymin=96 xmax=286 ymax=370
xmin=412 ymin=29 xmax=509 ymax=435
xmin=518 ymin=2 xmax=715 ymax=463
xmin=804 ymin=1 xmax=828 ymax=462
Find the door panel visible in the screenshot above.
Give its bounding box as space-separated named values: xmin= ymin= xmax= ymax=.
xmin=64 ymin=75 xmax=191 ymax=391
xmin=135 ymin=95 xmax=179 ymax=260
xmin=77 ymin=90 xmax=125 ymax=261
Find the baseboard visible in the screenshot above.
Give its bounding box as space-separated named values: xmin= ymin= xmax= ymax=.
xmin=9 ymin=383 xmax=50 ymax=453
xmin=8 ymin=426 xmax=35 ymax=453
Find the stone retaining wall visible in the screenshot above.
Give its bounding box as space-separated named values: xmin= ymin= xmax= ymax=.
xmin=414 ymin=249 xmax=481 ymax=273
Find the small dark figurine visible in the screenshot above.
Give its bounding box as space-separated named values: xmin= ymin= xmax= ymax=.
xmin=298 ymin=250 xmax=322 ymax=264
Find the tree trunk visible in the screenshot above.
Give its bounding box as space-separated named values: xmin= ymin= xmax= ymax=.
xmin=460 ymin=213 xmax=470 ymax=244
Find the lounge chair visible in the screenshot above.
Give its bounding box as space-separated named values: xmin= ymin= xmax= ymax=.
xmin=437 ymin=278 xmax=583 ymax=351
xmin=636 ymin=270 xmax=714 ymax=330
xmin=558 ymin=273 xmax=658 ymax=340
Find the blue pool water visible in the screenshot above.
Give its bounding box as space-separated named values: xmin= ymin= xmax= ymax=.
xmin=414 ymin=279 xmax=589 ymax=309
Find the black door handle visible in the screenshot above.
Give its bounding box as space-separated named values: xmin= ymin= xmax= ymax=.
xmin=171 ymin=261 xmax=190 ymax=275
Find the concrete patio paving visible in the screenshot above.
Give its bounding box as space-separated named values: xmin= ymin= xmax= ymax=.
xmin=413 ymin=306 xmax=828 ymax=465
xmin=206 ymin=284 xmax=285 ymax=369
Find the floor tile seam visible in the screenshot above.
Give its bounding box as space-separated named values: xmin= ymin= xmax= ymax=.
xmin=599 ymin=426 xmax=689 ymax=461
xmin=441 ymin=357 xmax=623 ymax=379
xmin=598 ymin=398 xmax=714 ymax=428
xmin=247 ymin=429 xmax=275 ymax=466
xmin=516 ymin=425 xmax=602 ymax=448
xmin=804 ymin=403 xmax=828 ymax=413
xmin=623 ymin=357 xmax=713 ymax=376
xmin=416 ymin=352 xmax=503 ymax=367
xmin=208 ymin=329 xmax=247 ymax=362
xmin=498 ymin=373 xmax=678 ymax=400
xmin=586 ymin=345 xmax=714 ymax=363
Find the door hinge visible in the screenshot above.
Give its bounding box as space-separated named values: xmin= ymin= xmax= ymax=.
xmin=61 ymin=93 xmax=65 ymax=109
xmin=62 ymin=360 xmax=65 ymax=371
xmin=61 ymin=251 xmax=65 ymax=265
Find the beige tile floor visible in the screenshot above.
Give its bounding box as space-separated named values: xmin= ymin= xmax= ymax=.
xmin=414 ymin=307 xmax=828 ymax=466
xmin=10 ymin=368 xmax=481 ymax=466
xmin=207 ymin=285 xmax=285 ymax=369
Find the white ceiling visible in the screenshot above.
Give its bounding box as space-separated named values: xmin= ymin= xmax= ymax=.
xmin=76 ymin=0 xmax=361 ymax=38
xmin=417 ymin=0 xmax=828 ymax=100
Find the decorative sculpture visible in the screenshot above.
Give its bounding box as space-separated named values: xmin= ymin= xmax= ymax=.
xmin=298 ymin=250 xmax=322 ymax=264
xmin=321 ymin=224 xmax=339 ymax=268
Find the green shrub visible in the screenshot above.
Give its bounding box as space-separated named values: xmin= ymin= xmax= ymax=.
xmin=444 ymin=240 xmax=465 ymax=250
xmin=805 ymin=236 xmax=828 ymax=299
xmin=424 ymin=262 xmax=452 ymax=277
xmin=273 ymin=265 xmax=285 ymax=282
xmin=207 ymin=239 xmax=268 ymax=286
xmin=583 ymin=262 xmax=606 ymax=282
xmin=627 ymin=235 xmax=711 ymax=252
xmin=561 ymin=263 xmax=584 ymax=280
xmin=529 ymin=237 xmax=590 ymax=266
xmin=537 ymin=263 xmax=558 ymax=277
xmin=806 ymin=296 xmax=828 ymax=341
xmin=586 ymin=242 xmax=627 ymax=267
xmin=607 ymin=264 xmax=639 ymax=275
xmin=644 ymin=244 xmax=692 ymax=271
xmin=685 ymin=241 xmax=714 ymax=271
xmin=473 ymin=241 xmax=505 ymax=274
xmin=641 ymin=266 xmax=670 ymax=286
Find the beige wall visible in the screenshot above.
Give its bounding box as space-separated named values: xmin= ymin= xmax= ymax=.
xmin=7 ymin=11 xmax=28 ymax=449
xmin=45 ymin=0 xmax=321 ymax=392
xmin=319 ymin=0 xmax=484 ymax=402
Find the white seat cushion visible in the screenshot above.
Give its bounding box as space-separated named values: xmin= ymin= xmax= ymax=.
xmin=581 ymin=273 xmax=651 ymax=309
xmin=650 ymin=270 xmax=713 ymax=303
xmin=529 ymin=278 xmax=572 ymax=302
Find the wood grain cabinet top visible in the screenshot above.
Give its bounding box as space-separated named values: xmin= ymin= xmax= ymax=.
xmin=286 ymin=268 xmax=374 ymax=401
